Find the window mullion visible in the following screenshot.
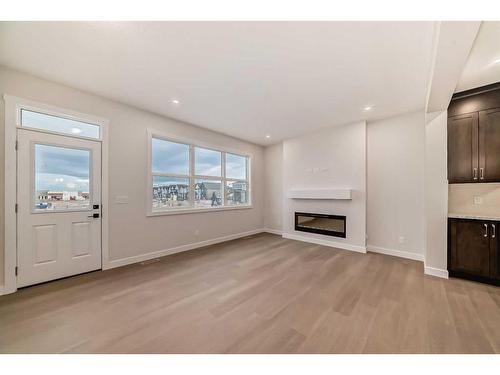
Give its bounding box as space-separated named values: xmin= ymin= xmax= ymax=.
xmin=222 ymin=151 xmax=227 ymax=206
xmin=189 ymin=144 xmax=195 ymax=208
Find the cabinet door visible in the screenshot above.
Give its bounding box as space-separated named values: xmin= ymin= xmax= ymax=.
xmin=479 ymin=108 xmax=500 ymax=182
xmin=449 ymin=220 xmax=490 ymax=277
xmin=448 ymin=112 xmax=479 ymax=183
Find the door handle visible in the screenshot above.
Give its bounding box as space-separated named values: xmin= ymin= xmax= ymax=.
xmin=484 ymin=223 xmax=489 ymax=237
xmin=88 ymin=213 xmax=100 ymax=219
xmin=473 ymin=168 xmax=478 ymax=180
xmin=492 ymin=224 xmax=496 ymax=239
xmin=480 ymin=168 xmax=484 ymax=180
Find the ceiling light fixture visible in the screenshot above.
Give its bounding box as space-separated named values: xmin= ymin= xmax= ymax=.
xmin=363 ymin=105 xmax=374 ymax=111
xmin=493 ymin=58 xmax=500 ymax=64
xmin=265 ymin=135 xmax=271 ymax=139
xmin=171 ymin=99 xmax=180 ymax=105
xmin=71 ymin=127 xmax=82 ymax=134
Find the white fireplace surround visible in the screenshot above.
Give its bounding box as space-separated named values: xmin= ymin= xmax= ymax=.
xmin=287 ymin=188 xmax=352 ymax=200
xmin=282 ymin=121 xmax=367 ymax=253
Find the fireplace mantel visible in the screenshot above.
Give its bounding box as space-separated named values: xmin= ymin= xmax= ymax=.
xmin=287 ymin=188 xmax=352 ymax=200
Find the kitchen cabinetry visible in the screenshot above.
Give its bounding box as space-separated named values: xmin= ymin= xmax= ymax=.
xmin=448 ymin=217 xmax=500 ymax=285
xmin=448 ymin=83 xmax=500 ymax=183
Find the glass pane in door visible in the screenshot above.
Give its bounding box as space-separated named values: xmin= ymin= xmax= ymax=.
xmin=34 ymin=144 xmax=91 ymax=211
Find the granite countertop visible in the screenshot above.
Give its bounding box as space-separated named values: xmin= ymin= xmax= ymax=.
xmin=448 ymin=213 xmax=500 ymax=221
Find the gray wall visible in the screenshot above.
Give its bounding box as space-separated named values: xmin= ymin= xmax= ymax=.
xmin=0 ymin=66 xmax=265 ymax=288
xmin=263 ymin=143 xmax=283 ymax=232
xmin=367 ymin=111 xmax=426 ymax=257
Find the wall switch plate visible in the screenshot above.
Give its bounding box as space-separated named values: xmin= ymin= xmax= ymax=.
xmin=473 ymin=196 xmax=483 ymax=205
xmin=115 ymin=195 xmax=129 ymax=204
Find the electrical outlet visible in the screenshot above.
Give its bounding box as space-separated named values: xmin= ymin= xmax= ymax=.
xmin=473 ymin=196 xmax=483 ymax=205
xmin=194 ymin=229 xmax=199 ymax=236
xmin=398 ymin=236 xmax=405 ymax=244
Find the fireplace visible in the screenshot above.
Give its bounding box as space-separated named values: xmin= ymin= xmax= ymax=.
xmin=294 ymin=212 xmax=346 ymax=238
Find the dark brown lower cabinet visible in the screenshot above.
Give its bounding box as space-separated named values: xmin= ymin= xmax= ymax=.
xmin=448 ymin=218 xmax=500 ymax=285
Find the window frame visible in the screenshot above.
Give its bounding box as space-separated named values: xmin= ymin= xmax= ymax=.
xmin=147 ymin=129 xmax=252 ymax=216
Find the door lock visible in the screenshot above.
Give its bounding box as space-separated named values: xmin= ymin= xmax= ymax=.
xmin=88 ymin=213 xmax=100 ymax=219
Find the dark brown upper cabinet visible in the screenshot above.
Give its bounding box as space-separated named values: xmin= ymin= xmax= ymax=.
xmin=479 ymin=108 xmax=500 ymax=182
xmin=448 ymin=112 xmax=478 ymax=183
xmin=448 ymin=82 xmax=500 ymax=183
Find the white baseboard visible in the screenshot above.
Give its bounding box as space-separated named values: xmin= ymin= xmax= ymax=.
xmin=424 ymin=265 xmax=449 ymax=279
xmin=367 ymin=245 xmax=424 ymax=262
xmin=0 ymin=286 xmax=4 ymax=296
xmin=103 ymin=228 xmax=264 ymax=270
xmin=263 ymin=228 xmax=283 ymax=235
xmin=282 ymin=232 xmax=366 ymax=253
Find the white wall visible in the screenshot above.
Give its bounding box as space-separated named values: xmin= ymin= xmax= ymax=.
xmin=424 ymin=111 xmax=448 ymax=275
xmin=263 ymin=142 xmax=283 ymax=232
xmin=367 ymin=111 xmax=425 ymax=259
xmin=282 ymin=121 xmax=367 ymax=251
xmin=0 ymin=66 xmax=265 ymax=288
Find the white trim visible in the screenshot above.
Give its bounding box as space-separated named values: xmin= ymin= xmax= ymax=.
xmin=2 ymin=94 xmax=110 ymax=292
xmin=263 ymin=228 xmax=283 ymax=235
xmin=147 ymin=204 xmax=253 ymax=216
xmin=287 ymin=188 xmax=352 ymax=200
xmin=367 ymin=245 xmax=424 ymax=262
xmin=100 ymin=116 xmax=111 ymax=270
xmin=282 ymin=232 xmax=367 ymax=253
xmin=3 ymin=95 xmax=18 ymax=295
xmin=424 ymin=265 xmax=449 ymax=279
xmin=103 ymin=228 xmax=263 ymax=269
xmin=0 ymin=286 xmax=5 ymax=296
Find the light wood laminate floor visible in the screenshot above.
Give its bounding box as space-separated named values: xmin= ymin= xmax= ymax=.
xmin=1 ymin=233 xmax=500 ymax=353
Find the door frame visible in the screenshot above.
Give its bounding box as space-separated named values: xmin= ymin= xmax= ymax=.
xmin=3 ymin=94 xmax=110 ymax=295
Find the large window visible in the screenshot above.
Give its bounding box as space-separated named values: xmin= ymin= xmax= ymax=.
xmin=150 ymin=134 xmax=250 ymax=213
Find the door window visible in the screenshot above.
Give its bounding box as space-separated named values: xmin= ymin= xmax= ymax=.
xmin=34 ymin=144 xmax=91 ymax=211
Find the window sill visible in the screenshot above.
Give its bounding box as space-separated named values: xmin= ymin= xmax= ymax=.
xmin=147 ymin=205 xmax=253 ymax=217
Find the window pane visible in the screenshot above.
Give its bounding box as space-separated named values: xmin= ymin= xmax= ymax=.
xmin=22 ymin=109 xmax=100 ymax=139
xmin=152 ymin=138 xmax=189 ymax=175
xmin=226 ymin=181 xmax=248 ymax=206
xmin=194 ymin=179 xmax=222 ymax=208
xmin=153 ymin=176 xmax=190 ymax=209
xmin=195 ymin=147 xmax=221 ymax=177
xmin=226 ymin=153 xmax=247 ymax=180
xmin=35 ymin=144 xmax=90 ymax=211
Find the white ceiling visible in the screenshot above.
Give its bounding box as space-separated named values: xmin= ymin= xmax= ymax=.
xmin=0 ymin=22 xmax=436 ymax=145
xmin=456 ymin=21 xmax=500 ymax=93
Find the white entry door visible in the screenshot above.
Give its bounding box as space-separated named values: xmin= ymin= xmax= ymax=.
xmin=17 ymin=129 xmax=102 ymax=287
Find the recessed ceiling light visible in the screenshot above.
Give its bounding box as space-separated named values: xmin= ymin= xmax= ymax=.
xmin=71 ymin=127 xmax=82 ymax=134
xmin=493 ymin=58 xmax=500 ymax=64
xmin=171 ymin=99 xmax=180 ymax=105
xmin=265 ymin=135 xmax=271 ymax=139
xmin=363 ymin=105 xmax=374 ymax=111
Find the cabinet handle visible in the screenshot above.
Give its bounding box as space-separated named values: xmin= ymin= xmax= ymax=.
xmin=473 ymin=168 xmax=478 ymax=180
xmin=480 ymin=168 xmax=484 ymax=180
xmin=484 ymin=223 xmax=488 ymax=237
xmin=493 ymin=224 xmax=496 ymax=239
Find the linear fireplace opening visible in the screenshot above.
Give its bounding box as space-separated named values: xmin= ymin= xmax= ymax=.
xmin=295 ymin=212 xmax=346 ymax=238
